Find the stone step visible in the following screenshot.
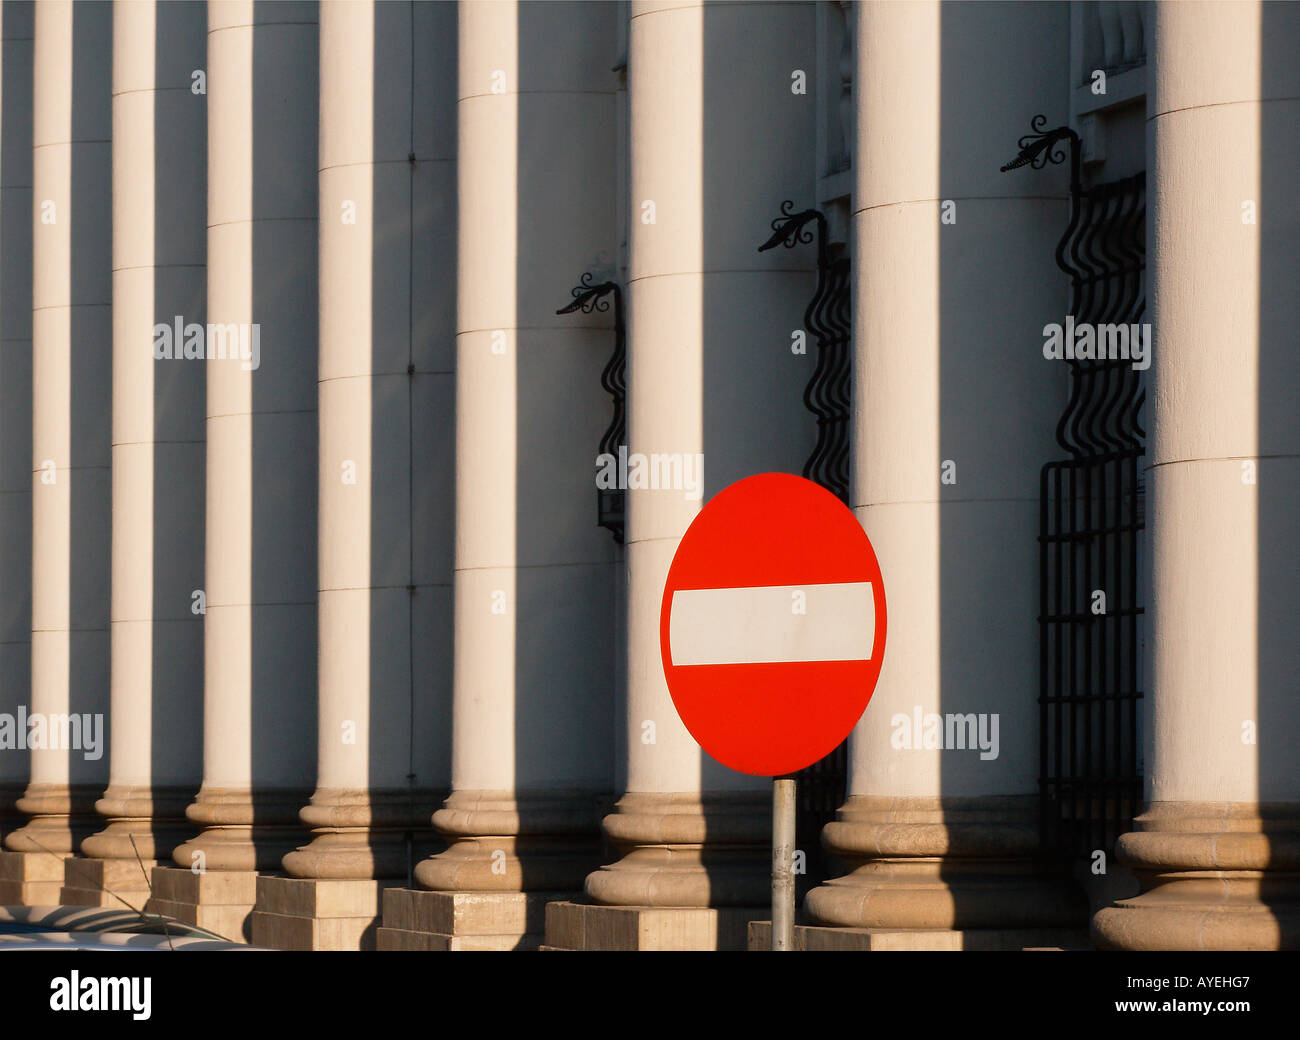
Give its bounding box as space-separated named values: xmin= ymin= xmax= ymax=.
xmin=376 ymin=925 xmax=542 ymax=951
xmin=746 ymin=921 xmax=1092 ymax=951
xmin=382 ymin=888 xmax=563 ymax=937
xmin=546 ymin=901 xmax=761 ymax=951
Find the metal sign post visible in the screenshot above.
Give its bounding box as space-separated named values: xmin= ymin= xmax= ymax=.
xmin=771 ymin=775 xmax=796 ymax=950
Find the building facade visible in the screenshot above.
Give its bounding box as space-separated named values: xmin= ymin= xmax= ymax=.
xmin=0 ymin=0 xmax=1295 ymax=951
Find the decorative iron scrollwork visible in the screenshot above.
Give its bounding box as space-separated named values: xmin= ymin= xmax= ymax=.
xmin=557 ymin=270 xmax=614 ymax=315
xmin=558 ymin=273 xmax=625 ymax=544
xmin=1000 ymin=113 xmax=1079 ymax=174
xmin=758 ymin=202 xmax=851 ymax=503
xmin=760 ymin=199 xmax=819 ymax=251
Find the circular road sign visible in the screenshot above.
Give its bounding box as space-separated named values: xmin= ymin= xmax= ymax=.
xmin=659 ymin=472 xmax=887 ymax=777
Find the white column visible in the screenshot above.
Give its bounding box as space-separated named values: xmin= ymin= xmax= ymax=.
xmin=280 ymin=0 xmax=455 ymax=881
xmin=172 ymin=0 xmax=318 ymax=873
xmin=581 ymin=0 xmax=816 ymax=916
xmin=806 ymin=0 xmax=1082 ymax=933
xmin=77 ymin=0 xmax=206 ymax=872
xmin=5 ymin=0 xmax=112 ymax=855
xmin=0 ymin=0 xmax=33 ymax=838
xmin=412 ymin=0 xmax=618 ymax=897
xmin=1094 ymin=0 xmax=1300 ymax=950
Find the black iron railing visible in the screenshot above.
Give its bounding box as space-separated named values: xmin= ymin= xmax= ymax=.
xmin=558 ymin=273 xmax=626 ymax=544
xmin=1003 ymin=116 xmax=1146 ymax=860
xmin=759 ymin=202 xmax=852 ymax=503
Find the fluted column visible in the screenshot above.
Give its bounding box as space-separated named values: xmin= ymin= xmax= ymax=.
xmin=171 ymin=0 xmax=318 ymax=873
xmin=280 ymin=0 xmax=453 ymax=882
xmin=411 ymin=0 xmax=618 ymax=903
xmin=1093 ymin=0 xmax=1300 ymax=951
xmin=4 ymin=0 xmax=112 ymax=857
xmin=0 ymin=0 xmax=33 ymax=840
xmin=576 ymin=0 xmax=815 ymax=931
xmin=805 ymin=0 xmax=1084 ymax=937
xmin=75 ymin=0 xmax=206 ymax=882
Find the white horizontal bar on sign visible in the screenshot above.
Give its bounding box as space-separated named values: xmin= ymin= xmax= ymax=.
xmin=668 ymin=582 xmax=874 ymax=666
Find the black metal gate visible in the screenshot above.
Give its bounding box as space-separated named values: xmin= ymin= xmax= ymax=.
xmin=1003 ymin=118 xmax=1146 ymax=860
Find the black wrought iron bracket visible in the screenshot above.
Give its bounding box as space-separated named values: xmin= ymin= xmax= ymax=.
xmin=759 ymin=200 xmax=828 ymax=268
xmin=1002 ymin=116 xmax=1083 ymax=274
xmin=1000 ymin=114 xmax=1080 ymax=186
xmin=759 ymin=201 xmax=851 ymax=503
xmin=557 ymin=272 xmax=625 ymax=545
xmin=1002 ymin=114 xmax=1091 ymax=456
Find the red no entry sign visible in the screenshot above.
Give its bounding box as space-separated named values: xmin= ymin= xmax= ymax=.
xmin=659 ymin=472 xmax=887 ymax=777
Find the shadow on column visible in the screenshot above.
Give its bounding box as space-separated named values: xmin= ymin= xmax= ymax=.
xmin=61 ymin=0 xmax=112 ymax=848
xmin=1255 ymin=0 xmax=1300 ymax=947
xmin=362 ymin=0 xmax=449 ymax=883
xmin=138 ymin=0 xmax=205 ymax=868
xmin=244 ymin=3 xmax=318 ymax=867
xmin=931 ymin=0 xmax=1086 ymax=937
xmin=0 ymin=0 xmax=33 ymax=836
xmin=509 ymin=0 xmax=617 ymax=895
xmin=697 ymin=1 xmax=817 ymax=907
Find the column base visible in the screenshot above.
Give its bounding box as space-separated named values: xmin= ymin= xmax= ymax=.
xmin=251 ymin=875 xmax=398 ymax=950
xmin=59 ymin=856 xmax=157 ymax=910
xmin=1 ymin=782 xmax=101 ymax=903
xmin=3 ymin=782 xmax=103 ymax=854
xmin=582 ymin=791 xmax=769 ymax=908
xmin=413 ymin=790 xmax=606 ymax=893
xmin=79 ymin=783 xmax=195 ymax=863
xmin=148 ymin=865 xmax=259 ymax=943
xmin=171 ymin=786 xmax=310 ymax=872
xmin=1092 ymin=802 xmax=1300 ymax=951
xmin=378 ymin=888 xmax=562 ymax=950
xmin=805 ymin=796 xmax=1086 ymax=931
xmin=746 ymin=920 xmax=1090 ymax=951
xmin=544 ymin=901 xmax=762 ymax=951
xmin=280 ymin=787 xmax=442 ymax=880
xmin=0 ymin=850 xmax=74 ymax=904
